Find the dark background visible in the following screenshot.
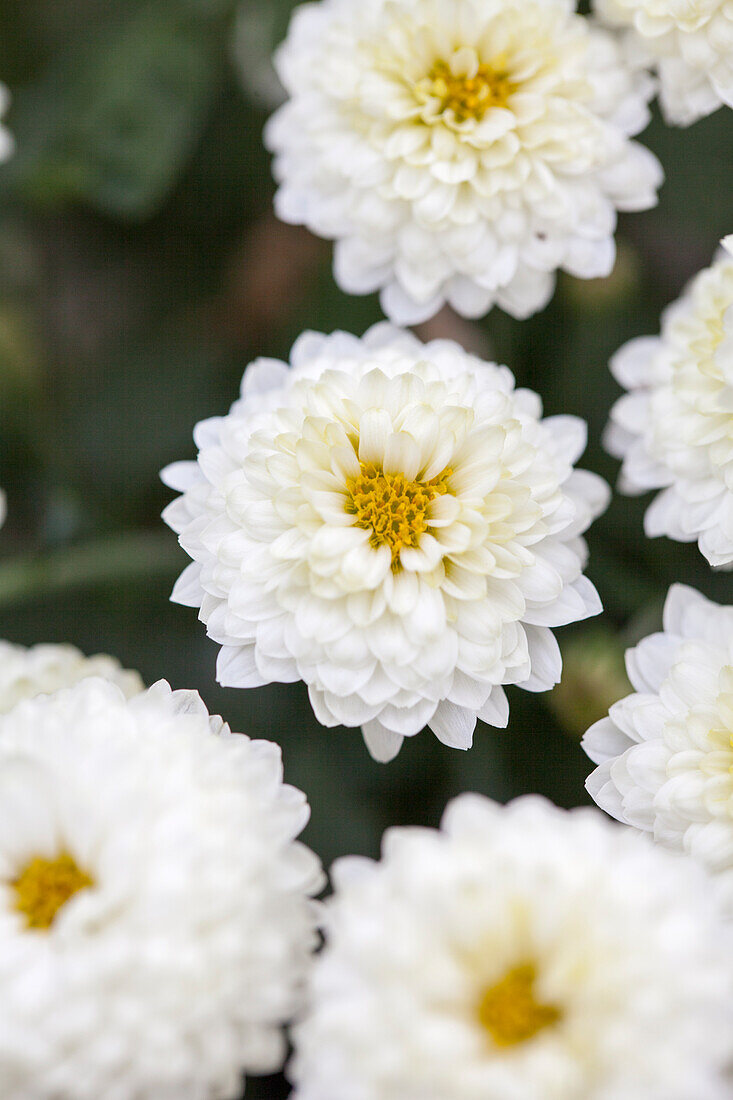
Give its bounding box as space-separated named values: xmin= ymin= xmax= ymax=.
xmin=0 ymin=2 xmax=730 ymax=1095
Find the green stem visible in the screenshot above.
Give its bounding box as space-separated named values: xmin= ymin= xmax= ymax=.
xmin=0 ymin=531 xmax=183 ymax=607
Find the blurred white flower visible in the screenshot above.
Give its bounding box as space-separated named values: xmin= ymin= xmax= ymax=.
xmin=594 ymin=0 xmax=733 ymax=126
xmin=0 ymin=83 xmax=12 ymax=162
xmin=291 ymin=793 xmax=732 ymax=1100
xmin=0 ymin=490 xmax=5 ymax=529
xmin=0 ymin=678 xmax=323 ymax=1100
xmin=606 ymin=236 xmax=733 ymax=568
xmin=584 ymin=583 xmax=733 ymax=911
xmin=163 ymin=325 xmax=609 ymax=762
xmin=0 ymin=641 xmax=144 ymax=714
xmin=265 ymin=0 xmax=661 ymax=325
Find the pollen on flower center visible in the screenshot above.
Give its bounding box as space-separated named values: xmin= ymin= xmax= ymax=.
xmin=12 ymin=852 xmax=94 ymax=930
xmin=426 ymin=58 xmax=516 ymax=122
xmin=477 ymin=962 xmax=562 ymax=1048
xmin=346 ymin=462 xmax=450 ymax=564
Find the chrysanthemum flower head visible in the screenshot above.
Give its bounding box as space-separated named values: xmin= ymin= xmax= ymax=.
xmin=290 ymin=793 xmax=732 ymax=1100
xmin=605 ymin=236 xmax=733 ymax=568
xmin=0 ymin=641 xmax=144 ymax=714
xmin=0 ymin=677 xmax=323 ymax=1100
xmin=594 ymin=0 xmax=733 ymax=125
xmin=163 ymin=325 xmax=609 ymax=761
xmin=265 ymin=0 xmax=662 ymax=324
xmin=584 ymin=583 xmax=733 ymax=910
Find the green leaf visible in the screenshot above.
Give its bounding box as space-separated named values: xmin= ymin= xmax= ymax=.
xmin=4 ymin=1 xmax=233 ymax=218
xmin=0 ymin=531 xmax=183 ymax=608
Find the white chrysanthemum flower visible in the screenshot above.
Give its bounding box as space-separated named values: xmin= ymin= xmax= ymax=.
xmin=264 ymin=0 xmax=662 ymax=325
xmin=605 ymin=236 xmax=733 ymax=568
xmin=594 ymin=0 xmax=733 ymax=125
xmin=162 ymin=324 xmax=609 ymax=762
xmin=0 ymin=641 xmax=144 ymax=714
xmin=583 ymin=584 xmax=733 ymax=911
xmin=291 ymin=793 xmax=732 ymax=1100
xmin=0 ymin=677 xmax=323 ymax=1100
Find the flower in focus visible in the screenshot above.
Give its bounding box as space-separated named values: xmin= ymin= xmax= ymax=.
xmin=0 ymin=678 xmax=323 ymax=1100
xmin=594 ymin=0 xmax=733 ymax=126
xmin=290 ymin=793 xmax=732 ymax=1100
xmin=583 ymin=583 xmax=733 ymax=910
xmin=162 ymin=324 xmax=609 ymax=762
xmin=0 ymin=641 xmax=144 ymax=714
xmin=605 ymin=236 xmax=733 ymax=568
xmin=265 ymin=0 xmax=662 ymax=324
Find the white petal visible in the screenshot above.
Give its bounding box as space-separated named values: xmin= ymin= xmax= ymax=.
xmin=582 ymin=717 xmax=633 ymax=766
xmin=171 ymin=563 xmax=205 ymax=608
xmin=383 ymin=432 xmax=421 ymax=480
xmin=160 ymin=461 xmax=201 ymax=492
xmin=520 ymin=625 xmax=562 ymax=691
xmin=542 ymin=416 xmax=587 ymax=466
xmin=217 ymin=646 xmax=268 ymax=689
xmin=476 ymin=686 xmax=509 ymax=728
xmin=361 ymin=720 xmax=405 ymax=762
xmin=358 ymin=409 xmax=392 ymax=465
xmin=429 ymin=702 xmax=477 ymax=750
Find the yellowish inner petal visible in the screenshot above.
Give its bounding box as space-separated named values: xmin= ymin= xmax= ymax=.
xmin=428 ymin=59 xmax=516 ymax=122
xmin=477 ymin=962 xmax=562 ymax=1048
xmin=12 ymin=852 xmax=94 ymax=930
xmin=702 ymin=665 xmax=733 ymax=777
xmin=346 ymin=462 xmax=451 ymax=565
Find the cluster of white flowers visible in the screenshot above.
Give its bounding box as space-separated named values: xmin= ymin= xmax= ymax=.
xmin=594 ymin=0 xmax=733 ymax=126
xmin=583 ymin=584 xmax=733 ymax=909
xmin=266 ymin=0 xmax=661 ymax=324
xmin=290 ymin=794 xmax=733 ymax=1100
xmin=2 ymin=1 xmax=733 ymax=1096
xmin=0 ymin=677 xmax=323 ymax=1100
xmin=163 ymin=323 xmax=608 ymax=761
xmin=606 ymin=236 xmax=733 ymax=568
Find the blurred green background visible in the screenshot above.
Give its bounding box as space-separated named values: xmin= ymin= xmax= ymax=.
xmin=0 ymin=3 xmax=730 ymax=1095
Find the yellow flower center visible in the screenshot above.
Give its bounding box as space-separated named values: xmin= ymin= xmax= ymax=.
xmin=346 ymin=462 xmax=451 ymax=565
xmin=477 ymin=963 xmax=562 ymax=1049
xmin=12 ymin=852 xmax=94 ymax=930
xmin=428 ymin=58 xmax=516 ymax=122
